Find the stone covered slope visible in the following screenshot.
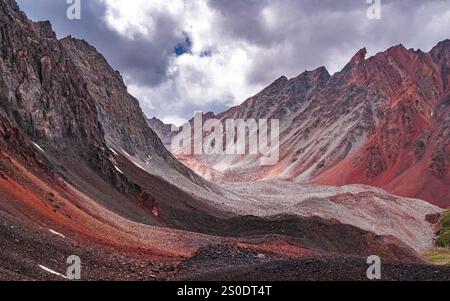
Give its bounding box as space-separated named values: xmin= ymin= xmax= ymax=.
xmin=219 ymin=181 xmax=442 ymax=252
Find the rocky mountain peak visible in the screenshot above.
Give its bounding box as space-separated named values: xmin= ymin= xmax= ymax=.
xmin=146 ymin=117 xmax=174 ymax=149
xmin=0 ymin=0 xmax=20 ymax=15
xmin=310 ymin=66 xmax=330 ymax=78
xmin=432 ymin=39 xmax=450 ymax=53
xmin=430 ymin=39 xmax=450 ymax=78
xmin=261 ymin=75 xmax=289 ymax=95
xmin=292 ymin=66 xmax=331 ymax=86
xmin=36 ymin=20 xmax=56 ymax=39
xmin=0 ymin=0 xmax=205 ymax=196
xmin=387 ymin=43 xmax=408 ymax=55
xmin=349 ymin=47 xmax=368 ymax=65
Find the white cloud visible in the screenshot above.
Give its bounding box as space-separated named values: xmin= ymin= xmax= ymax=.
xmin=93 ymin=0 xmax=450 ymax=125
xmin=100 ymin=0 xmax=184 ymax=37
xmin=101 ymin=0 xmax=268 ymax=125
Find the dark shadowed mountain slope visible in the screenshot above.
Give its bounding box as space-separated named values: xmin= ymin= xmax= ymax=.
xmin=0 ymin=0 xmax=106 ymax=162
xmin=59 ymin=36 xmax=207 ymax=185
xmin=0 ymin=0 xmax=209 ymax=191
xmin=0 ymin=0 xmax=221 ymax=229
xmin=59 ymin=37 xmax=168 ymax=159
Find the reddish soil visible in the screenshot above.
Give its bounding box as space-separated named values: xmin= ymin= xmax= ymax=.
xmin=0 ymin=147 xmax=439 ymax=280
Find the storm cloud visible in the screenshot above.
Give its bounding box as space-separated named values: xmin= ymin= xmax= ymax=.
xmin=17 ymin=0 xmax=450 ymax=125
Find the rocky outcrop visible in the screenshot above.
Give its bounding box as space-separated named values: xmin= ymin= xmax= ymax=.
xmin=59 ymin=37 xmax=167 ymax=159
xmin=0 ymin=0 xmax=216 ymax=237
xmin=58 ymin=36 xmax=204 ymax=184
xmin=0 ymin=0 xmax=105 ymax=157
xmin=0 ymin=0 xmax=204 ymax=192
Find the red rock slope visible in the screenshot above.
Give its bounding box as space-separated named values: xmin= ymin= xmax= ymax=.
xmin=169 ymin=41 xmax=450 ymax=208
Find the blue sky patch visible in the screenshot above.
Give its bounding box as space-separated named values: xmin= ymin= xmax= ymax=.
xmin=174 ymin=34 xmax=192 ymax=56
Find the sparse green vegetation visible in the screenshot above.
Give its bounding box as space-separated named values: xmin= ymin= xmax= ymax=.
xmin=436 ymin=210 xmax=450 ymax=248
xmin=426 ymin=249 xmax=450 ymax=266
xmin=437 ymin=231 xmax=450 ymax=247
xmin=427 ymin=210 xmax=450 ymax=266
xmin=440 ymin=210 xmax=450 ymax=227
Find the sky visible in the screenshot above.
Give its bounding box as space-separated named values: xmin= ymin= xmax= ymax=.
xmin=16 ymin=0 xmax=450 ymax=125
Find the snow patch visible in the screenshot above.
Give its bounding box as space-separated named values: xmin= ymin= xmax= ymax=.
xmin=121 ymin=149 xmax=132 ymax=158
xmin=38 ymin=265 xmax=67 ymax=279
xmin=132 ymin=160 xmax=148 ymax=172
xmin=32 ymin=142 xmax=44 ymax=153
xmin=114 ymin=165 xmax=124 ymax=174
xmin=108 ymin=147 xmax=118 ymax=156
xmin=49 ymin=229 xmax=65 ymax=239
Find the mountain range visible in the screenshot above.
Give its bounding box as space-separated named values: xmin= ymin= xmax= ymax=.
xmin=155 ymin=41 xmax=450 ymax=208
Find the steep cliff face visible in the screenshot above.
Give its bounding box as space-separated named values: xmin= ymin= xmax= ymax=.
xmin=172 ymin=41 xmax=450 ymax=207
xmin=58 ymin=36 xmax=206 ymax=186
xmin=59 ymin=37 xmax=169 ymax=159
xmin=0 ymin=0 xmax=107 ymax=160
xmin=0 ymin=0 xmax=166 ymax=226
xmin=0 ymin=0 xmax=221 ymax=230
xmin=0 ymin=0 xmax=204 ymax=190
